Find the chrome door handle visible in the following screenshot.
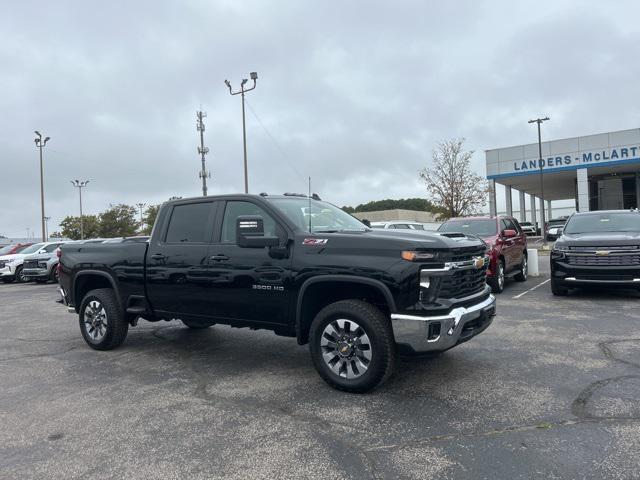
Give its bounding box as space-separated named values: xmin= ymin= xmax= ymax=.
xmin=210 ymin=255 xmax=229 ymax=262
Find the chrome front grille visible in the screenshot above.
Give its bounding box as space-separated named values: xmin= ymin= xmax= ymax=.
xmin=438 ymin=268 xmax=487 ymax=298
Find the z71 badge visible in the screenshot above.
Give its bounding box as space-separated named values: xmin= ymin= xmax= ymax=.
xmin=303 ymin=238 xmax=328 ymax=246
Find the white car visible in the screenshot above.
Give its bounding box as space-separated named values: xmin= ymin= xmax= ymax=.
xmin=519 ymin=221 xmax=537 ymax=236
xmin=370 ymin=221 xmax=438 ymax=231
xmin=0 ymin=242 xmax=64 ymax=283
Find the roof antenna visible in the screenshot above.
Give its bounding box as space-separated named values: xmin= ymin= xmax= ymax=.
xmin=308 ymin=176 xmax=312 ymax=233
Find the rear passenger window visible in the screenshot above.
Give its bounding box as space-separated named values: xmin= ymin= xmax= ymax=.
xmin=165 ymin=203 xmax=213 ymax=243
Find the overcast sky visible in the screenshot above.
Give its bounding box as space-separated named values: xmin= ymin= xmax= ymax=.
xmin=2 ymin=0 xmax=640 ymax=237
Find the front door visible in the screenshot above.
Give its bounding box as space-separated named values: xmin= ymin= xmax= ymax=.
xmin=206 ymin=200 xmax=292 ymax=325
xmin=146 ymin=200 xmax=219 ymax=319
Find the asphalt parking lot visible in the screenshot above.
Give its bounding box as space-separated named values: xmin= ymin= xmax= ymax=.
xmin=1 ymin=259 xmax=639 ymax=479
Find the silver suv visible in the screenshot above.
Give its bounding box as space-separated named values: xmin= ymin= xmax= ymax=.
xmin=20 ymin=242 xmax=66 ymax=283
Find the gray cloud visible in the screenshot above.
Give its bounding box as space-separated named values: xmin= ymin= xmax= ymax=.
xmin=1 ymin=0 xmax=639 ymax=236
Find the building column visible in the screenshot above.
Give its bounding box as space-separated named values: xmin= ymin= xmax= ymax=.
xmin=577 ymin=168 xmax=589 ymax=212
xmin=505 ymin=185 xmax=513 ymax=217
xmin=547 ymin=200 xmax=552 ymax=220
xmin=488 ymin=179 xmax=497 ymax=216
xmin=519 ymin=190 xmax=526 ymax=221
xmin=530 ymin=195 xmax=537 ymax=233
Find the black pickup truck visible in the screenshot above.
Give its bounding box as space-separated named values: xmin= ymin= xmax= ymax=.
xmin=58 ymin=194 xmax=496 ymax=392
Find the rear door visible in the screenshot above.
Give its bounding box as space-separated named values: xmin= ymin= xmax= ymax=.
xmin=500 ymin=219 xmax=517 ymax=271
xmin=146 ymin=200 xmax=219 ymax=319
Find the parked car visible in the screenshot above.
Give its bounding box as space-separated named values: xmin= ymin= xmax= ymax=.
xmin=58 ymin=194 xmax=496 ymax=393
xmin=519 ymin=221 xmax=537 ymax=236
xmin=550 ymin=210 xmax=640 ymax=295
xmin=0 ymin=242 xmax=64 ymax=283
xmin=22 ymin=243 xmax=67 ymax=283
xmin=438 ymin=215 xmax=528 ymax=293
xmin=370 ymin=220 xmax=427 ymax=230
xmin=0 ymin=243 xmax=33 ymax=256
xmin=546 ymin=216 xmax=569 ymax=241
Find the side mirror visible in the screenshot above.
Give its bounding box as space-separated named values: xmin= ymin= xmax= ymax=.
xmin=236 ymin=215 xmax=279 ymax=248
xmin=503 ymin=229 xmax=517 ymax=238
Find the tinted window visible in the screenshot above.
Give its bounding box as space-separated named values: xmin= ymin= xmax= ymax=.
xmin=502 ymin=219 xmax=517 ymax=232
xmin=19 ymin=243 xmax=46 ymax=255
xmin=439 ymin=219 xmax=498 ymax=237
xmin=394 ymin=224 xmax=411 ymax=229
xmin=221 ymin=201 xmax=276 ymax=243
xmin=564 ymin=213 xmax=640 ymax=234
xmin=411 ymin=224 xmax=425 ymax=230
xmin=43 ymin=243 xmax=62 ymax=253
xmin=165 ymin=203 xmax=213 ymax=243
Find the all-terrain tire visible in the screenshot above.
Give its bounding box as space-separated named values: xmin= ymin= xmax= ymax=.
xmin=79 ymin=288 xmax=129 ymax=350
xmin=309 ymin=299 xmax=395 ymax=393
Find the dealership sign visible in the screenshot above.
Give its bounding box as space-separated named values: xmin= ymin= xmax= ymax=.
xmin=513 ymin=145 xmax=640 ymax=173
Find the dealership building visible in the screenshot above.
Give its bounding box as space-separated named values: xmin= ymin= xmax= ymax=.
xmin=486 ymin=128 xmax=640 ymax=224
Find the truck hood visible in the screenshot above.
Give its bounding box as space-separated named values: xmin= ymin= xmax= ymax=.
xmin=307 ymin=229 xmax=485 ymax=251
xmin=557 ymin=231 xmax=640 ymax=247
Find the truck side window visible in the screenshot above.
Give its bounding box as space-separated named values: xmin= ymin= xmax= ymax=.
xmin=165 ymin=202 xmax=212 ymax=243
xmin=221 ymin=201 xmax=276 ymax=243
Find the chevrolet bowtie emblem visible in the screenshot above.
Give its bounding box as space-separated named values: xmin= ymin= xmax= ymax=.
xmin=595 ymin=250 xmax=610 ymax=256
xmin=473 ymin=257 xmax=485 ymax=269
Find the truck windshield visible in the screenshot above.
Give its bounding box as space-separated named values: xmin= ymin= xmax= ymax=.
xmin=438 ymin=219 xmax=497 ymax=237
xmin=564 ymin=213 xmax=640 ymax=234
xmin=267 ymin=197 xmax=367 ymax=233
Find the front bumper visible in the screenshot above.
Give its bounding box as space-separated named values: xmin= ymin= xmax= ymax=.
xmin=0 ymin=265 xmax=15 ymax=277
xmin=23 ymin=268 xmax=49 ymax=280
xmin=390 ymin=294 xmax=496 ymax=354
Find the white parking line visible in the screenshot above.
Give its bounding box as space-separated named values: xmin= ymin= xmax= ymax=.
xmin=512 ymin=279 xmax=550 ymax=299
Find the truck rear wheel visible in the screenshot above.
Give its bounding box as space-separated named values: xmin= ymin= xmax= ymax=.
xmin=79 ymin=288 xmax=128 ymax=350
xmin=309 ymin=299 xmax=395 ymax=393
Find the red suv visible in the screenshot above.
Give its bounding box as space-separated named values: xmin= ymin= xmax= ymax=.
xmin=438 ymin=216 xmax=528 ymax=293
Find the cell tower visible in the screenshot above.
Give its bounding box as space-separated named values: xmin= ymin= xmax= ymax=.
xmin=196 ymin=111 xmax=211 ymax=196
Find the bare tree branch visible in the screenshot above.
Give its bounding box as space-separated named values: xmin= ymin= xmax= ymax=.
xmin=419 ymin=138 xmax=488 ymax=219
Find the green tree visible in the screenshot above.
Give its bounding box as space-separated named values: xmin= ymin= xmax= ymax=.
xmin=98 ymin=204 xmax=138 ymax=238
xmin=142 ymin=204 xmax=160 ymax=235
xmin=419 ymin=138 xmax=488 ymax=219
xmin=58 ymin=215 xmax=101 ymax=240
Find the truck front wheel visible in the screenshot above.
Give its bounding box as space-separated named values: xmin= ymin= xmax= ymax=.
xmin=79 ymin=288 xmax=129 ymax=350
xmin=309 ymin=300 xmax=395 ymax=393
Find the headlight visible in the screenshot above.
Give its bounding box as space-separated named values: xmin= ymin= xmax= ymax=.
xmin=401 ymin=251 xmax=436 ymax=262
xmin=553 ymin=244 xmax=569 ymax=252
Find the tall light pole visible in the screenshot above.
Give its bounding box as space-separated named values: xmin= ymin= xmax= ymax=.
xmin=528 ymin=117 xmax=550 ymax=247
xmin=71 ymin=180 xmax=89 ymax=239
xmin=34 ymin=131 xmax=50 ymax=242
xmin=225 ymin=71 xmax=258 ymax=193
xmin=136 ymin=203 xmax=146 ymax=230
